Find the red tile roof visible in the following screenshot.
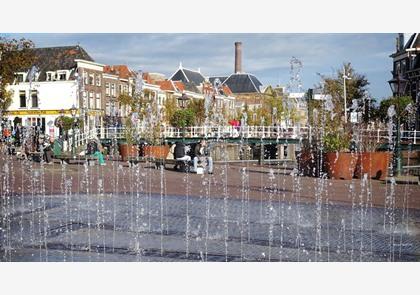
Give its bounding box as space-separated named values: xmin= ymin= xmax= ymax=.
xmin=222 ymin=85 xmax=233 ymax=96
xmin=142 ymin=72 xmax=153 ymax=84
xmin=157 ymin=80 xmax=176 ymax=92
xmin=104 ymin=65 xmax=135 ymax=79
xmin=173 ymin=81 xmax=185 ymax=92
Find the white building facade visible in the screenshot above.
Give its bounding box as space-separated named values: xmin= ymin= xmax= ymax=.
xmin=4 ymin=46 xmax=105 ymax=139
xmin=6 ymin=80 xmax=78 ymax=138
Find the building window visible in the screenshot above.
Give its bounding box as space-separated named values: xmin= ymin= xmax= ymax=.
xmin=124 ymin=85 xmax=128 ymax=93
xmin=46 ymin=72 xmax=53 ymax=81
xmin=395 ymin=61 xmax=401 ymax=74
xmin=82 ymin=91 xmax=87 ymax=108
xmin=95 ymin=93 xmax=101 ymax=109
xmin=401 ymin=59 xmax=407 ymax=74
xmin=96 ymin=75 xmax=101 ymax=86
xmin=105 ymin=82 xmax=110 ymax=96
xmin=89 ymin=92 xmax=94 ymax=109
xmin=89 ymin=74 xmax=94 ymax=85
xmin=119 ymin=84 xmax=123 ymax=94
xmin=58 ymin=72 xmax=67 ymax=81
xmin=16 ymin=73 xmax=25 ymax=83
xmin=19 ymin=90 xmax=26 ymax=108
xmin=31 ymin=90 xmax=38 ymax=108
xmin=111 ymin=83 xmax=116 ymax=97
xmin=105 ymin=102 xmax=110 ymax=116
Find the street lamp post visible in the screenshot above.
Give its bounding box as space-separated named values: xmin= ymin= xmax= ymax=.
xmin=177 ymin=93 xmax=189 ymax=141
xmin=70 ymin=105 xmax=77 ymax=158
xmin=343 ymin=66 xmax=352 ymax=124
xmin=388 ymin=73 xmax=408 ymax=176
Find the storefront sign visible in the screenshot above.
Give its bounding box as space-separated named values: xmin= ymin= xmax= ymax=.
xmin=5 ymin=109 xmax=78 ymax=116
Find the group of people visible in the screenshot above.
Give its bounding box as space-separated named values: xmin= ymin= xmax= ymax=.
xmin=1 ymin=124 xmax=54 ymax=163
xmin=2 ymin=123 xmax=213 ymax=173
xmin=169 ymin=139 xmax=213 ymax=174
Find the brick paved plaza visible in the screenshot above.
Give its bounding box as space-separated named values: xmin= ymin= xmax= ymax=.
xmin=1 ymin=157 xmax=419 ymax=261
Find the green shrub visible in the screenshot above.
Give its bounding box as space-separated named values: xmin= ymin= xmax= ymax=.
xmin=323 ymin=132 xmax=350 ymax=153
xmin=170 ymin=109 xmax=195 ymax=128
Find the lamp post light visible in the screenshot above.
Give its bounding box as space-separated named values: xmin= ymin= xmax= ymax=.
xmin=343 ymin=66 xmax=352 ymax=124
xmin=177 ymin=93 xmax=190 ymax=141
xmin=388 ymin=73 xmax=408 ymax=176
xmin=178 ymin=93 xmax=189 ymax=109
xmin=70 ymin=104 xmax=77 ymax=158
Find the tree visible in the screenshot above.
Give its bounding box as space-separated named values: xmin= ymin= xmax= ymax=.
xmin=187 ymin=98 xmax=205 ymax=125
xmin=164 ymin=95 xmax=178 ymax=124
xmin=262 ymin=86 xmax=285 ymax=124
xmin=320 ymin=62 xmax=370 ymax=123
xmin=170 ymin=109 xmax=195 ymax=128
xmin=0 ymin=37 xmax=35 ymax=118
xmin=378 ymin=96 xmax=413 ymax=124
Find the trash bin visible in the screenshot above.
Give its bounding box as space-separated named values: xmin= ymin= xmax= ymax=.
xmin=53 ymin=139 xmax=63 ymax=157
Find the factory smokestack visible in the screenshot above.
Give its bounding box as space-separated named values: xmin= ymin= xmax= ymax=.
xmin=234 ymin=42 xmax=242 ymax=73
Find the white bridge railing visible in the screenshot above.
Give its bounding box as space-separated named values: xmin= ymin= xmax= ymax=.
xmin=95 ymin=126 xmax=306 ymax=140
xmin=71 ymin=126 xmax=420 ymax=146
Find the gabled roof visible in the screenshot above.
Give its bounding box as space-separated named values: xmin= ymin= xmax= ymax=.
xmin=173 ymin=81 xmax=185 ymax=92
xmin=22 ymin=45 xmax=94 ymax=81
xmin=104 ymin=65 xmax=135 ymax=79
xmin=169 ymin=65 xmax=205 ymax=85
xmin=221 ymin=85 xmax=233 ymax=96
xmin=222 ymin=73 xmax=262 ymax=94
xmin=202 ymin=82 xmax=233 ymax=97
xmin=404 ymin=33 xmax=420 ymax=50
xmin=157 ymin=80 xmax=177 ymax=92
xmin=183 ymin=81 xmax=200 ymax=93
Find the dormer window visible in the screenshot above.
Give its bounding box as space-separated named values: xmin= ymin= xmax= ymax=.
xmin=46 ymin=72 xmax=54 ymax=81
xmin=58 ymin=71 xmax=67 ymax=81
xmin=16 ymin=73 xmax=26 ymax=83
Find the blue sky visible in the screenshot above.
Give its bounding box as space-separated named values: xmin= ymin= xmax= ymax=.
xmin=2 ymin=33 xmax=396 ymax=99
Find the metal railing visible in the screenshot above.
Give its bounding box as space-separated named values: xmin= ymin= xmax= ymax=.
xmin=358 ymin=129 xmax=420 ymax=145
xmin=70 ymin=126 xmax=420 ymax=145
xmin=94 ymin=125 xmax=307 ymax=140
xmin=68 ymin=128 xmax=98 ymax=149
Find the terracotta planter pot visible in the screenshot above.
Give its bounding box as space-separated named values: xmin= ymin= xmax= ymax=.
xmin=355 ymin=152 xmax=391 ymax=180
xmin=324 ymin=152 xmax=358 ymax=180
xmin=119 ymin=144 xmax=138 ymax=161
xmin=143 ymin=145 xmax=169 ymax=159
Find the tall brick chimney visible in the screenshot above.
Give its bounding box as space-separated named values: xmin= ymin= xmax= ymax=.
xmin=234 ymin=42 xmax=242 ymax=73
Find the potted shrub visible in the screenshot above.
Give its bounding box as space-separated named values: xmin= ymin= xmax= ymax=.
xmin=354 ymin=130 xmax=391 ymax=180
xmin=118 ymin=117 xmax=139 ymax=161
xmin=117 ymin=93 xmax=139 ymax=161
xmin=143 ymin=123 xmax=169 ymax=159
xmin=140 ymin=102 xmax=170 ymax=159
xmin=323 ymin=131 xmax=357 ymax=180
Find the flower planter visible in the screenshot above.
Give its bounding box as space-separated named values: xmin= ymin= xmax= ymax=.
xmin=119 ymin=143 xmax=138 ymax=162
xmin=355 ymin=152 xmax=391 ymax=180
xmin=143 ymin=145 xmax=169 ymax=159
xmin=324 ymin=152 xmax=358 ymax=180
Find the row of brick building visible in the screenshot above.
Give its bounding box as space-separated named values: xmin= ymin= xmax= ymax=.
xmin=5 ymin=44 xmax=254 ymax=137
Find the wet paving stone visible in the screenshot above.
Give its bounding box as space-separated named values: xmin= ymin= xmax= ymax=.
xmin=1 ymin=193 xmax=419 ymax=262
